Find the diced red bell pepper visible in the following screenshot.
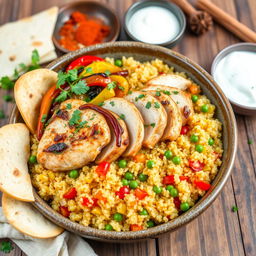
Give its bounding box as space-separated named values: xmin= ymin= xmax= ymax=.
xmin=189 ymin=160 xmax=205 ymax=172
xmin=179 ymin=176 xmax=189 ymax=181
xmin=115 ymin=186 xmax=130 ymax=199
xmin=66 ymin=55 xmax=104 ymax=71
xmin=94 ymin=191 xmax=107 ymax=203
xmin=180 ymin=125 xmax=189 ymax=135
xmin=134 ymin=188 xmax=148 ymax=200
xmin=162 ymin=175 xmax=175 ymax=185
xmin=81 ymin=197 xmax=98 ymax=208
xmin=59 ymin=206 xmax=70 ymax=217
xmin=63 ymin=187 xmax=77 ymax=199
xmin=130 ymin=224 xmax=143 ymax=231
xmin=95 ymin=161 xmax=110 ymax=176
xmin=173 ymin=197 xmax=181 ymax=209
xmin=194 ymin=180 xmax=211 ymax=191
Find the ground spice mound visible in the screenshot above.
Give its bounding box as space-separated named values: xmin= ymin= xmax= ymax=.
xmin=59 ymin=11 xmax=110 ymax=51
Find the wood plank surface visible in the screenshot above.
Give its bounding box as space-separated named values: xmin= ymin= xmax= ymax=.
xmin=0 ymin=0 xmax=255 ymax=255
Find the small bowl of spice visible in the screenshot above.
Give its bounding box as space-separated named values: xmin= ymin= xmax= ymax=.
xmin=212 ymin=43 xmax=256 ymax=115
xmin=53 ymin=1 xmax=120 ymax=52
xmin=124 ymin=0 xmax=186 ymax=47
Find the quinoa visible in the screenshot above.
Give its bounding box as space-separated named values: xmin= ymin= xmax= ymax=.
xmin=30 ymin=57 xmax=223 ymax=231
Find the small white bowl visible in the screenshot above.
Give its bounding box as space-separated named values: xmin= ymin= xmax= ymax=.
xmin=211 ymin=43 xmax=256 ymax=115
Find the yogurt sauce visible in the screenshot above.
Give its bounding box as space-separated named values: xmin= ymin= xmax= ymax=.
xmin=214 ymin=51 xmax=256 ymax=108
xmin=127 ymin=6 xmax=180 ymax=44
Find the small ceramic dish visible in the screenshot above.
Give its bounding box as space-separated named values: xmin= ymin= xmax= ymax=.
xmin=211 ymin=43 xmax=256 ymax=115
xmin=124 ymin=0 xmax=186 ymax=48
xmin=52 ymin=0 xmax=120 ymax=53
xmin=10 ymin=41 xmax=237 ymax=242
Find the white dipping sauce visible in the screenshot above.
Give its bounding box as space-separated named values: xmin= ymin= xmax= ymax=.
xmin=128 ymin=6 xmax=180 ymax=44
xmin=214 ymin=51 xmax=256 ymax=108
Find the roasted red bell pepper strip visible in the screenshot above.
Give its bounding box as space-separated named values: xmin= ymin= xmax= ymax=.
xmin=162 ymin=175 xmax=175 ymax=185
xmin=95 ymin=161 xmax=110 ymax=176
xmin=134 ymin=188 xmax=148 ymax=200
xmin=63 ymin=187 xmax=77 ymax=199
xmin=82 ymin=74 xmax=111 ymax=87
xmin=66 ymin=55 xmax=104 ymax=71
xmin=130 ymin=224 xmax=143 ymax=231
xmin=59 ymin=206 xmax=70 ymax=217
xmin=194 ymin=180 xmax=211 ymax=191
xmin=37 ymin=85 xmax=61 ymax=140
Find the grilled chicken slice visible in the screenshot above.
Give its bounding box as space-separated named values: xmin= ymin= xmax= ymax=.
xmin=95 ymin=111 xmax=129 ymax=164
xmin=143 ymin=85 xmax=194 ymax=125
xmin=147 ymin=74 xmax=191 ymax=90
xmin=37 ymin=99 xmax=111 ymax=171
xmin=125 ymin=91 xmax=167 ymax=148
xmin=146 ymin=90 xmax=182 ymax=141
xmin=103 ymin=98 xmax=144 ymax=157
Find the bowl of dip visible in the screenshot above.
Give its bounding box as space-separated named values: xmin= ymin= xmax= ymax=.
xmin=211 ymin=43 xmax=256 ymax=115
xmin=124 ymin=0 xmax=186 ymax=47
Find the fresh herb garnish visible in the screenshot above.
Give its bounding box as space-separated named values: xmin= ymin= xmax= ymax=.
xmin=145 ymin=102 xmax=151 ymax=109
xmin=3 ymin=95 xmax=13 ymax=102
xmin=248 ymin=139 xmax=253 ymax=145
xmin=119 ymin=114 xmax=125 ymax=120
xmin=118 ymin=85 xmax=125 ymax=91
xmin=0 ymin=77 xmax=14 ymax=90
xmin=86 ymin=67 xmax=93 ymax=73
xmin=69 ymin=110 xmax=81 ymax=126
xmin=151 ymin=123 xmax=156 ymax=127
xmin=98 ymin=102 xmax=104 ymax=106
xmin=162 ymin=90 xmax=170 ymax=96
xmin=66 ymin=103 xmax=72 ymax=110
xmin=105 ymin=70 xmax=111 ymax=76
xmin=154 ymin=102 xmax=160 ymax=108
xmin=136 ymin=94 xmax=145 ymax=101
xmin=31 ymin=49 xmax=40 ymax=67
xmin=41 ymin=114 xmax=47 ymax=123
xmin=107 ymin=81 xmax=117 ymax=90
xmin=54 ymin=91 xmax=68 ymax=103
xmin=128 ymin=90 xmax=132 ymax=95
xmin=173 ymin=91 xmax=179 ymax=94
xmin=71 ymin=80 xmax=89 ymax=95
xmin=110 ymin=101 xmax=115 ymax=106
xmin=0 ymin=110 xmax=5 ymax=119
xmin=156 ymin=91 xmax=161 ymax=96
xmin=232 ymin=205 xmax=238 ymax=212
xmin=0 ymin=241 xmax=13 ymax=253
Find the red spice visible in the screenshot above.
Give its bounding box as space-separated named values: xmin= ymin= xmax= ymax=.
xmin=59 ymin=11 xmax=110 ymax=51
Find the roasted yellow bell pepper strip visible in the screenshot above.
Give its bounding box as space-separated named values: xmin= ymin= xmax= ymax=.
xmin=110 ymin=75 xmax=129 ymax=97
xmin=90 ymin=87 xmax=115 ymax=105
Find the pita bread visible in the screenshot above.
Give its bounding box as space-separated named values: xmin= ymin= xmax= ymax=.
xmin=0 ymin=7 xmax=58 ymax=77
xmin=14 ymin=69 xmax=58 ymax=134
xmin=2 ymin=193 xmax=64 ymax=238
xmin=0 ymin=123 xmax=34 ymax=201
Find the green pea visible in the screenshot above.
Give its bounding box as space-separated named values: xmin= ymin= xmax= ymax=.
xmin=190 ymin=134 xmax=199 ymax=143
xmin=180 ymin=202 xmax=190 ymax=212
xmin=29 ymin=155 xmax=37 ymax=164
xmin=170 ymin=188 xmax=178 ymax=197
xmin=124 ymin=171 xmax=133 ymax=180
xmin=195 ymin=144 xmax=204 ymax=153
xmin=166 ymin=185 xmax=174 ymax=192
xmin=147 ymin=160 xmax=155 ymax=169
xmin=105 ymin=224 xmax=113 ymax=231
xmin=172 ymin=156 xmax=181 ymax=165
xmin=201 ymin=104 xmax=209 ymax=113
xmin=153 ymin=185 xmax=162 ymax=194
xmin=129 ymin=180 xmax=139 ymax=189
xmin=138 ymin=173 xmax=148 ymax=182
xmin=139 ymin=209 xmax=148 ymax=215
xmin=122 ymin=178 xmax=129 ymax=186
xmin=147 ymin=220 xmax=155 ymax=228
xmin=164 ymin=150 xmax=173 ymax=160
xmin=113 ymin=213 xmax=123 ymax=222
xmin=68 ymin=169 xmax=79 ymax=179
xmin=191 ymin=95 xmax=198 ymax=103
xmin=114 ymin=59 xmax=123 ymax=67
xmin=118 ymin=159 xmax=127 ymax=168
xmin=208 ymin=138 xmax=214 ymax=146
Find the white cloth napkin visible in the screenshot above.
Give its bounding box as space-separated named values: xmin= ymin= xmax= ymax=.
xmin=0 ymin=208 xmax=97 ymax=256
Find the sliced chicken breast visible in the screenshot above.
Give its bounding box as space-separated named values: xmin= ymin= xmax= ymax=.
xmin=143 ymin=85 xmax=194 ymax=125
xmin=95 ymin=111 xmax=129 ymax=164
xmin=146 ymin=90 xmax=182 ymax=141
xmin=37 ymin=99 xmax=111 ymax=171
xmin=103 ymin=98 xmax=144 ymax=157
xmin=125 ymin=91 xmax=167 ymax=148
xmin=147 ymin=74 xmax=191 ymax=90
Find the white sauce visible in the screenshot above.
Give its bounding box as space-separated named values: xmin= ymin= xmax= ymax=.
xmin=128 ymin=6 xmax=180 ymax=44
xmin=214 ymin=51 xmax=256 ymax=108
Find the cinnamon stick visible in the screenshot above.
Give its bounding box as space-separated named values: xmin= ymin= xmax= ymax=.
xmin=196 ymin=0 xmax=256 ymax=43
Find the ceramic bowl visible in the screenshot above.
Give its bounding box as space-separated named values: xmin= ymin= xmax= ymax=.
xmin=10 ymin=41 xmax=237 ymax=242
xmin=52 ymin=0 xmax=120 ymax=53
xmin=124 ymin=0 xmax=186 ymax=48
xmin=211 ymin=42 xmax=256 ymax=115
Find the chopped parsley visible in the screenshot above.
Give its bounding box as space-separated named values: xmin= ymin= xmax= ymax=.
xmin=162 ymin=90 xmax=170 ymax=96
xmin=54 ymin=91 xmax=68 ymax=103
xmin=173 ymin=91 xmax=179 ymax=95
xmin=41 ymin=114 xmax=47 ymax=123
xmin=0 ymin=241 xmax=13 ymax=253
xmin=248 ymin=139 xmax=253 ymax=145
xmin=154 ymin=102 xmax=160 ymax=108
xmin=31 ymin=49 xmax=40 ymax=67
xmin=71 ymin=80 xmax=89 ymax=95
xmin=145 ymin=102 xmax=152 ymax=109
xmin=85 ymin=67 xmax=93 ymax=73
xmin=144 ymin=123 xmax=156 ymax=128
xmin=119 ymin=114 xmax=125 ymax=120
xmin=128 ymin=90 xmax=133 ymax=95
xmin=105 ymin=70 xmax=111 ymax=76
xmin=0 ymin=77 xmax=14 ymax=90
xmin=176 ymin=101 xmax=180 ymax=104
xmin=107 ymin=81 xmax=117 ymax=90
xmin=232 ymin=205 xmax=238 ymax=212
xmin=118 ymin=85 xmax=125 ymax=91
xmin=69 ymin=110 xmax=81 ymax=126
xmin=155 ymin=91 xmax=161 ymax=96
xmin=98 ymin=102 xmax=104 ymax=106
xmin=74 ymin=120 xmax=89 ymax=133
xmin=135 ymin=94 xmax=145 ymax=102
xmin=110 ymin=101 xmax=115 ymax=106
xmin=0 ymin=110 xmax=5 ymax=119
xmin=3 ymin=95 xmax=13 ymax=102
xmin=66 ymin=103 xmax=72 ymax=109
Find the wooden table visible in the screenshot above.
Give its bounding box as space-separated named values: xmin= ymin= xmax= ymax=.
xmin=0 ymin=0 xmax=255 ymax=255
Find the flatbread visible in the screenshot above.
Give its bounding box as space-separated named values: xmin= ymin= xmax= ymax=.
xmin=0 ymin=123 xmax=34 ymax=201
xmin=0 ymin=7 xmax=58 ymax=77
xmin=2 ymin=193 xmax=64 ymax=238
xmin=14 ymin=69 xmax=58 ymax=134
